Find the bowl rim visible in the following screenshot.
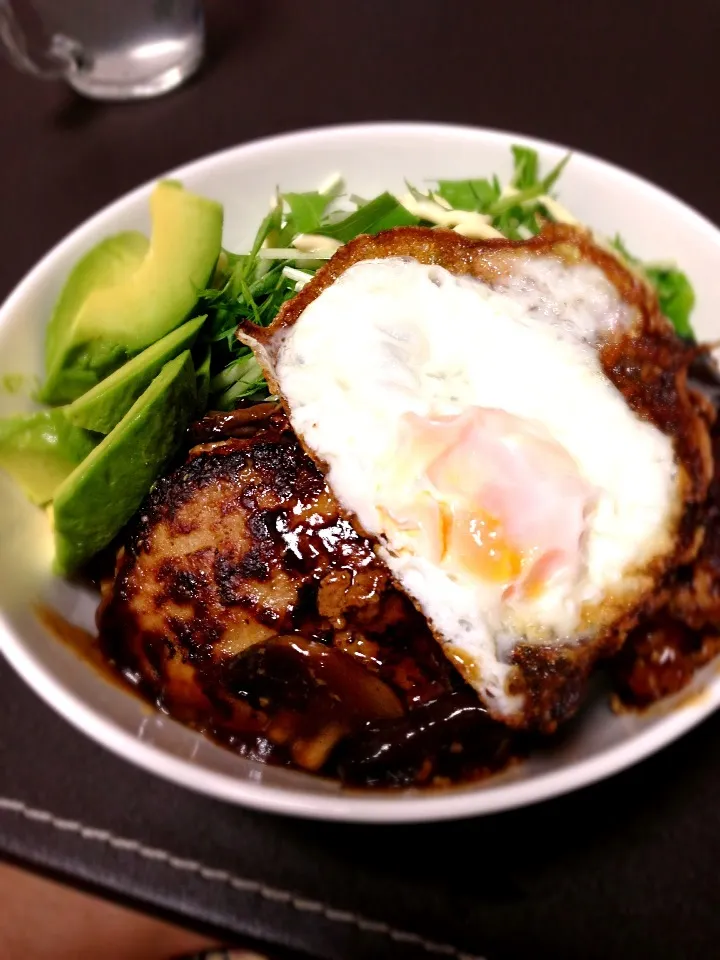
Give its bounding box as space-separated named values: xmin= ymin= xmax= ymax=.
xmin=2 ymin=119 xmax=720 ymax=823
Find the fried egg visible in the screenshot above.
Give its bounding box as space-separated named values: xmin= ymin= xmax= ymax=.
xmin=243 ymin=242 xmax=686 ymax=725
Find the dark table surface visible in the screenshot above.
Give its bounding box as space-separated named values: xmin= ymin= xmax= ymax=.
xmin=2 ymin=2 xmax=720 ymax=959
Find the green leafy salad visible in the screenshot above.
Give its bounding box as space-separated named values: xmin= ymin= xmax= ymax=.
xmin=0 ymin=145 xmax=697 ymax=575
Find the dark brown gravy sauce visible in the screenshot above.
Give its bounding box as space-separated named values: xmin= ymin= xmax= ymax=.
xmin=36 ymin=604 xmax=101 ymax=666
xmin=608 ymin=352 xmax=720 ymax=709
xmin=35 ymin=603 xmax=132 ymax=697
xmin=40 ymin=600 xmax=525 ymax=788
xmin=40 ymin=355 xmax=720 ymax=789
xmin=214 ymin=635 xmax=524 ymax=787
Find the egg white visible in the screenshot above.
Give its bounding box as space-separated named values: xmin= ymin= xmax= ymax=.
xmin=274 ymin=256 xmax=680 ymax=720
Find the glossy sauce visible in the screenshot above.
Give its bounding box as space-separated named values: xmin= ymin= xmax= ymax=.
xmin=609 ymin=351 xmax=720 ymax=708
xmin=205 ymin=632 xmax=523 ymax=786
xmin=188 ymin=402 xmax=282 ymax=443
xmin=35 ymin=603 xmax=133 ymax=696
xmin=610 ymin=617 xmax=720 ymax=707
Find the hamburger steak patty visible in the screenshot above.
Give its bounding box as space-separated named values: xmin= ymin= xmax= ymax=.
xmin=97 ymin=410 xmax=517 ymax=782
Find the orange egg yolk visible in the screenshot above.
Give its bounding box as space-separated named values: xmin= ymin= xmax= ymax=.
xmin=382 ymin=407 xmax=592 ymax=598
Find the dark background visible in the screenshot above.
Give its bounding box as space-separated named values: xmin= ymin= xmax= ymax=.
xmin=3 ymin=1 xmax=720 ymax=303
xmin=2 ymin=2 xmax=720 ymax=959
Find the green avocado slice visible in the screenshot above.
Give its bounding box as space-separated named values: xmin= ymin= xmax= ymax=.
xmin=41 ymin=181 xmax=223 ymax=406
xmin=52 ymin=350 xmax=197 ymax=574
xmin=66 ymin=314 xmax=206 ymax=433
xmin=44 ymin=231 xmax=149 ymax=381
xmin=0 ymin=409 xmax=97 ymax=505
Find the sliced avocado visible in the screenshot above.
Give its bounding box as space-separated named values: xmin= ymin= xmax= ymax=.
xmin=66 ymin=314 xmax=206 ymax=433
xmin=0 ymin=409 xmax=97 ymax=505
xmin=41 ymin=181 xmax=223 ymax=406
xmin=44 ymin=232 xmax=150 ymax=387
xmin=52 ymin=350 xmax=197 ymax=574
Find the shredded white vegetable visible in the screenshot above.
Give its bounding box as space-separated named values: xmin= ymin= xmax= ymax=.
xmin=318 ymin=171 xmax=343 ymax=196
xmin=292 ymin=233 xmax=343 ymax=254
xmin=256 ymin=248 xmax=334 ymax=260
xmin=429 ymin=192 xmax=453 ymax=211
xmin=536 ymin=195 xmax=579 ymax=225
xmin=399 ymin=192 xmax=505 ymax=235
xmin=452 ymin=214 xmax=503 ymax=239
xmin=282 ymin=265 xmax=313 ymax=288
xmin=398 ymin=192 xmax=476 ymax=227
xmin=499 ymin=184 xmax=520 ymax=200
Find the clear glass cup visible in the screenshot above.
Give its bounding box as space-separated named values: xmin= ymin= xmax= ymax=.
xmin=0 ymin=0 xmax=205 ymax=101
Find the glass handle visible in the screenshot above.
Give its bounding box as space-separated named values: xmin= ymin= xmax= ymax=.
xmin=0 ymin=0 xmax=86 ymax=80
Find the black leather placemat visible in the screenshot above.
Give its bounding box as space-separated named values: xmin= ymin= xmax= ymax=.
xmin=2 ymin=1 xmax=720 ymax=958
xmin=3 ymin=655 xmax=720 ymax=960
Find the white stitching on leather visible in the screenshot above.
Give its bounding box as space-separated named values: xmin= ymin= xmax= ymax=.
xmin=0 ymin=797 xmax=484 ymax=960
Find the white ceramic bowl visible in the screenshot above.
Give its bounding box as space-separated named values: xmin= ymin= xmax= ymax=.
xmin=2 ymin=122 xmax=720 ymax=823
